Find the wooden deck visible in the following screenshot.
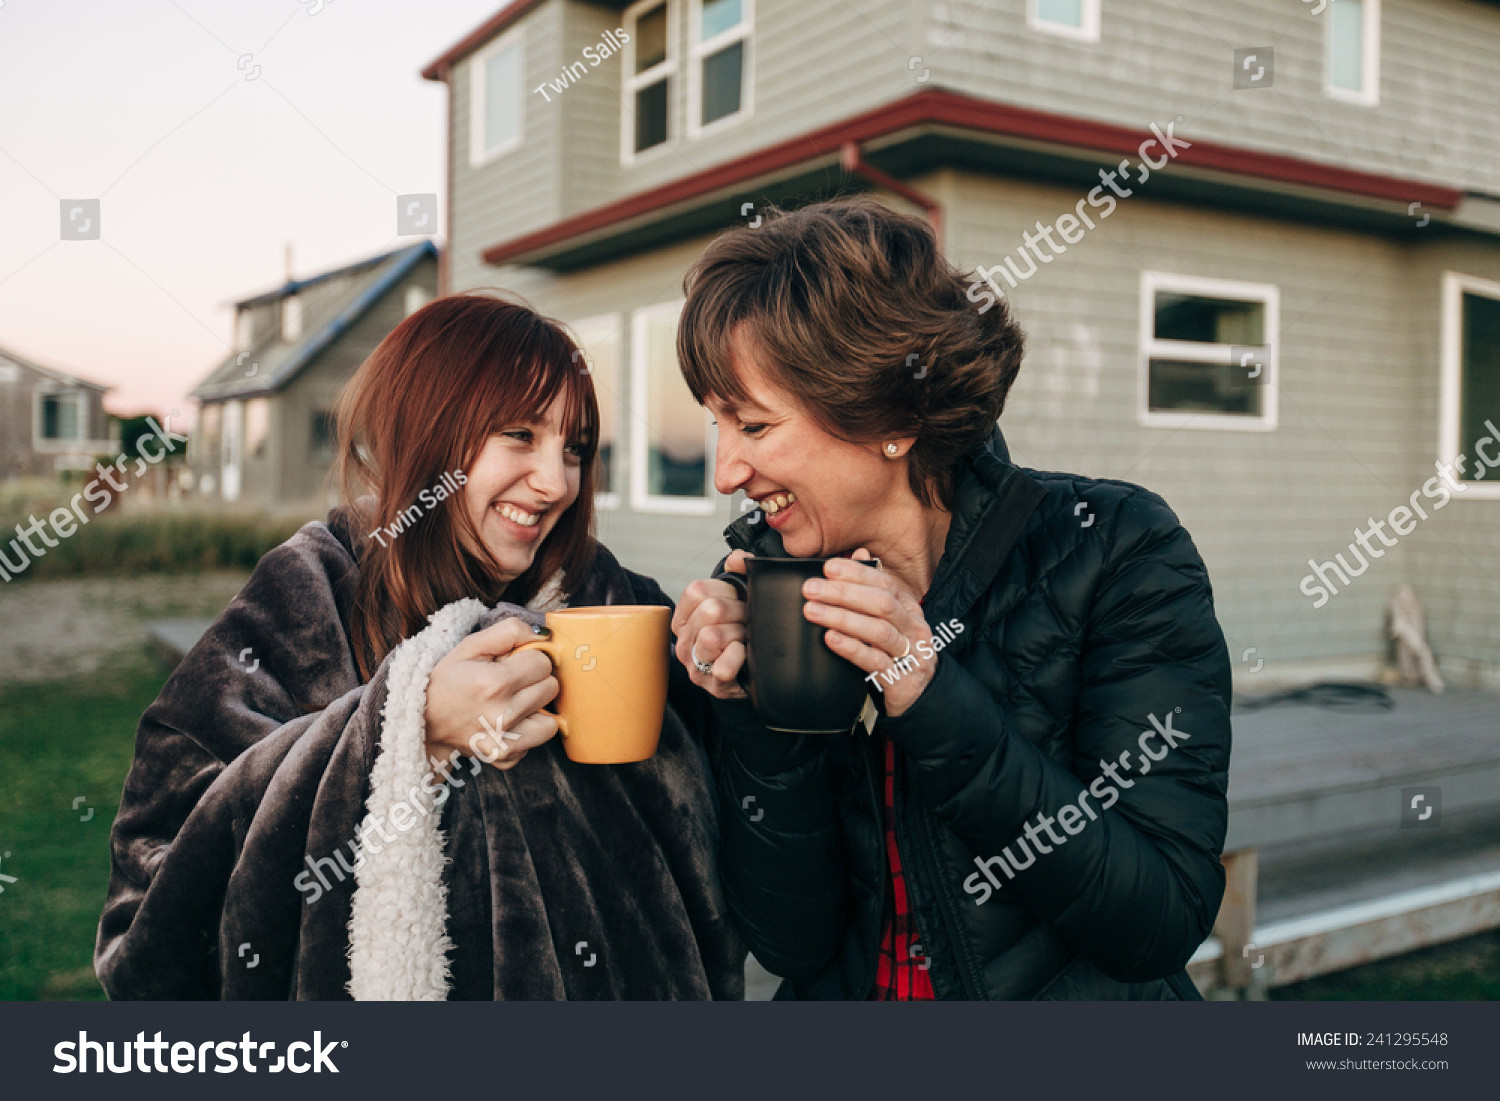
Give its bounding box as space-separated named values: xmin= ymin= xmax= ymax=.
xmin=1198 ymin=685 xmax=1500 ymax=996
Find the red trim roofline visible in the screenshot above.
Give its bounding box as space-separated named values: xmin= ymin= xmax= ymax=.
xmin=423 ymin=0 xmax=544 ymax=81
xmin=479 ymin=87 xmax=1465 ymax=267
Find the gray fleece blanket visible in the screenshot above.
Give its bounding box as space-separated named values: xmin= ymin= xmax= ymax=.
xmin=95 ymin=508 xmax=743 ymax=1000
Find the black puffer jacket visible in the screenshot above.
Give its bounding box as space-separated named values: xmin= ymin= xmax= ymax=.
xmin=710 ymin=426 xmax=1231 ymax=1000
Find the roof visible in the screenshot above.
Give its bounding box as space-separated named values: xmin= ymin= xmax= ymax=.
xmin=478 ymin=87 xmax=1469 ymax=272
xmin=0 ymin=343 xmax=113 ymax=392
xmin=421 ymin=0 xmax=548 ymax=81
xmin=192 ymin=241 xmax=436 ymax=403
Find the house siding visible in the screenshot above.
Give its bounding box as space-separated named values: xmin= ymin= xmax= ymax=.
xmin=928 ymin=0 xmax=1500 ymax=194
xmin=449 ymin=3 xmax=567 ymax=289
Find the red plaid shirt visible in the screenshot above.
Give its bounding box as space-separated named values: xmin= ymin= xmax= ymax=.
xmin=867 ymin=727 xmax=936 ymax=1000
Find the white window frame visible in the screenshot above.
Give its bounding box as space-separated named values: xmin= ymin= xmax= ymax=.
xmin=570 ymin=313 xmax=625 ymax=510
xmin=1138 ymin=271 xmax=1280 ymax=432
xmin=630 ymin=300 xmax=715 ymax=515
xmin=621 ymin=0 xmax=679 ymax=165
xmin=1324 ymin=0 xmax=1380 ymax=107
xmin=1438 ymin=271 xmax=1500 ymax=501
xmin=33 ymin=387 xmax=87 ymax=448
xmin=687 ymin=0 xmax=753 ymax=140
xmin=1027 ymin=0 xmax=1101 ymax=43
xmin=470 ymin=25 xmax=526 ymax=167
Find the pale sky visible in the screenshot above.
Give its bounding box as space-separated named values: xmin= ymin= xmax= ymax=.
xmin=0 ymin=0 xmax=503 ymax=423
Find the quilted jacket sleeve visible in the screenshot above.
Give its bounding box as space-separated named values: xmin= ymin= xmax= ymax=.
xmin=709 ymin=698 xmax=849 ymax=981
xmin=881 ymin=488 xmax=1233 ymax=982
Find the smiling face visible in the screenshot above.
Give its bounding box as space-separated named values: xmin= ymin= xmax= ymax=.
xmin=705 ymin=334 xmax=910 ymax=558
xmin=460 ymin=392 xmax=585 ymax=584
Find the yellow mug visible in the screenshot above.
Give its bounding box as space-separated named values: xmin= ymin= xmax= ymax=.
xmin=513 ymin=605 xmax=670 ymax=764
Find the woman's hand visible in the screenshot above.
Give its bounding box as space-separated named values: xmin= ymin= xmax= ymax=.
xmin=803 ymin=548 xmax=937 ymax=718
xmin=671 ymin=550 xmax=751 ymax=700
xmin=423 ymin=617 xmax=560 ymax=770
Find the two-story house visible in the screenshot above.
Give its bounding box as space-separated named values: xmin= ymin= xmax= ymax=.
xmin=188 ymin=241 xmax=438 ymax=508
xmin=421 ymin=0 xmax=1500 ymax=690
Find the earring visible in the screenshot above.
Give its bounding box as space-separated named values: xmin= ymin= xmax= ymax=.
xmin=885 ymin=442 xmax=899 ymax=457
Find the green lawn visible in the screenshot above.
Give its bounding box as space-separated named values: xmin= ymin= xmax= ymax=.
xmin=0 ymin=654 xmax=167 ymax=1000
xmin=1272 ymin=928 xmax=1500 ymax=1001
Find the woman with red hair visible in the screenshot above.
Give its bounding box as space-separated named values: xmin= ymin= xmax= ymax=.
xmin=97 ymin=294 xmax=742 ymax=1001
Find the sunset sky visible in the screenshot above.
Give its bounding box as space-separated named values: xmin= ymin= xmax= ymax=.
xmin=0 ymin=0 xmax=503 ymax=425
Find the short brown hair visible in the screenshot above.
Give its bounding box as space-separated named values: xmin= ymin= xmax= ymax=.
xmin=677 ymin=196 xmax=1025 ymax=508
xmin=336 ymin=293 xmax=598 ymax=680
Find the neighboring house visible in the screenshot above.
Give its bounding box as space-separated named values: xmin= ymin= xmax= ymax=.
xmin=188 ymin=241 xmax=438 ymax=507
xmin=0 ymin=343 xmax=118 ymax=479
xmin=421 ymin=0 xmax=1500 ymax=688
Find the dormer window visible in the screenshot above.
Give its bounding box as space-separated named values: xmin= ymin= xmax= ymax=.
xmin=1325 ymin=0 xmax=1380 ymax=106
xmin=623 ymin=0 xmax=676 ymax=161
xmin=471 ymin=27 xmax=525 ymax=165
xmin=236 ymin=309 xmax=254 ymax=351
xmin=689 ymin=0 xmax=752 ymax=136
xmin=1027 ymin=0 xmax=1101 ymax=42
xmin=281 ymin=295 xmax=303 ymax=342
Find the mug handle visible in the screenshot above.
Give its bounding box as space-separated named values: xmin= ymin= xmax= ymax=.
xmin=715 ymin=571 xmax=754 ymax=693
xmin=511 ymin=637 xmax=570 ymax=738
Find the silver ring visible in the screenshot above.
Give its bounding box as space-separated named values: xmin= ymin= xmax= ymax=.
xmin=690 ymin=643 xmax=715 ymax=676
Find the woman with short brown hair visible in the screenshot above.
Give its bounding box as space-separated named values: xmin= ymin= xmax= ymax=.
xmin=673 ymin=197 xmax=1232 ymax=1000
xmin=98 ymin=294 xmax=742 ymax=1000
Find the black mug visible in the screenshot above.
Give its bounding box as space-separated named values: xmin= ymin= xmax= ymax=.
xmin=721 ymin=556 xmax=877 ymax=734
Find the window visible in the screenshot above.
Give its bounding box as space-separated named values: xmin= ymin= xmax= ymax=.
xmin=570 ymin=314 xmax=624 ymax=508
xmin=236 ymin=308 xmax=254 ymax=351
xmin=310 ymin=410 xmax=337 ymax=462
xmin=281 ymin=295 xmax=303 ymax=342
xmin=631 ymin=301 xmax=714 ymax=513
xmin=689 ymin=0 xmax=752 ymax=137
xmin=623 ymin=0 xmax=676 ymax=161
xmin=404 ymin=284 xmax=432 ymax=316
xmin=245 ymin=398 xmax=269 ymax=460
xmin=1325 ymin=0 xmax=1379 ymax=105
xmin=471 ymin=27 xmax=525 ymax=165
xmin=1439 ymin=272 xmax=1500 ymax=498
xmin=1027 ymin=0 xmax=1100 ymax=42
xmin=38 ymin=391 xmax=85 ymax=441
xmin=1139 ymin=272 xmax=1279 ymax=431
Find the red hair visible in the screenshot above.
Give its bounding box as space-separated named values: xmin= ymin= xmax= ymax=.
xmin=335 ymin=292 xmax=598 ymax=679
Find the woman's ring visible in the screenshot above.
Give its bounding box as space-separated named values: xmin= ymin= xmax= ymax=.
xmin=690 ymin=643 xmax=716 ymax=676
xmin=896 ymin=636 xmax=912 ymax=660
